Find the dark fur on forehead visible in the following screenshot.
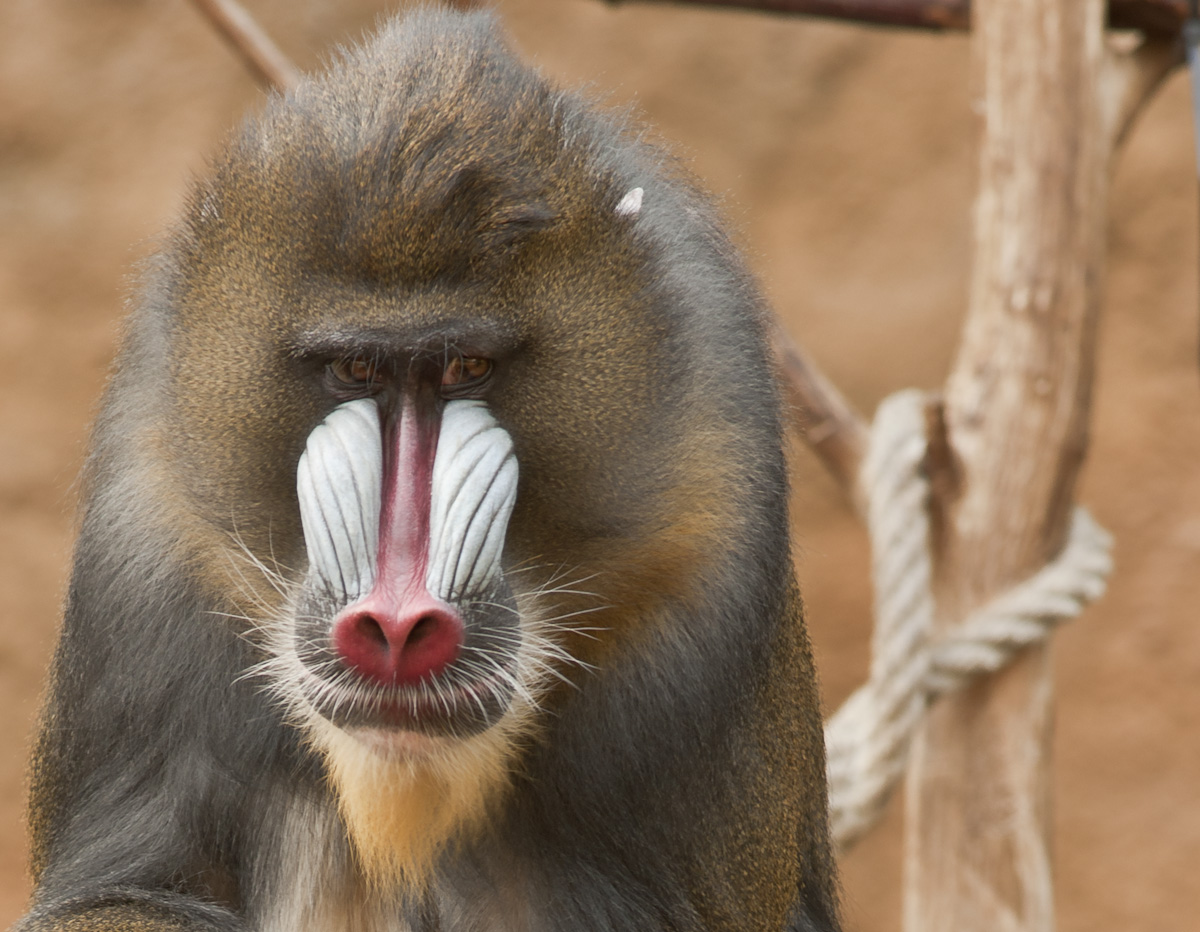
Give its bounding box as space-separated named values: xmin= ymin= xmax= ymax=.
xmin=190 ymin=9 xmax=612 ymax=289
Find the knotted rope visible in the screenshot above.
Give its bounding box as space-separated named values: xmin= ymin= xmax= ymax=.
xmin=823 ymin=389 xmax=1113 ymax=852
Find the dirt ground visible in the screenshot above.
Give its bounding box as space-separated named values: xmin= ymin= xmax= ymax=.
xmin=1 ymin=1 xmax=1198 ymax=929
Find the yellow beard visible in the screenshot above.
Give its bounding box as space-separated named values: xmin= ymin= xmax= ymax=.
xmin=309 ymin=717 xmax=524 ymax=892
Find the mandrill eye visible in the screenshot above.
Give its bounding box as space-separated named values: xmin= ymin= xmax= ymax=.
xmin=328 ymin=356 xmax=382 ymax=392
xmin=441 ymin=356 xmax=493 ymax=395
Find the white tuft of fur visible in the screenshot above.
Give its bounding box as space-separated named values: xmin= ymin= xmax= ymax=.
xmin=426 ymin=400 xmax=518 ymax=601
xmin=615 ymin=186 xmax=643 ymax=218
xmin=296 ymin=399 xmax=382 ymax=604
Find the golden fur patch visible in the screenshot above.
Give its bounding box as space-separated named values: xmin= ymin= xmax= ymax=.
xmin=309 ymin=715 xmax=523 ymax=893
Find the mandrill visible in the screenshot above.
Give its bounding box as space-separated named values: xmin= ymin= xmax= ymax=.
xmin=19 ymin=8 xmax=839 ymax=932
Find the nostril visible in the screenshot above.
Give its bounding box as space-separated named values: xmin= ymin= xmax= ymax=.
xmin=358 ymin=615 xmax=390 ymax=652
xmin=331 ymin=596 xmax=465 ymax=687
xmin=406 ymin=615 xmax=437 ymax=648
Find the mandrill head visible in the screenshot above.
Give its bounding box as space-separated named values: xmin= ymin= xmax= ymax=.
xmin=115 ymin=7 xmax=784 ymax=886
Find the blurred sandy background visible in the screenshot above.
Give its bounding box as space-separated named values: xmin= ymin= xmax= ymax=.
xmin=1 ymin=1 xmax=1198 ymax=929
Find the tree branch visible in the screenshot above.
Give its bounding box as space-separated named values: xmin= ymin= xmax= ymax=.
xmin=902 ymin=0 xmax=1113 ymax=927
xmin=187 ymin=0 xmax=300 ymax=91
xmin=604 ymin=0 xmax=968 ymax=29
xmin=774 ymin=325 xmax=870 ymax=512
xmin=603 ymin=0 xmax=1195 ymax=38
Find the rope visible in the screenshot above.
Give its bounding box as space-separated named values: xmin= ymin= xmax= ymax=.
xmin=823 ymin=389 xmax=1113 ymax=852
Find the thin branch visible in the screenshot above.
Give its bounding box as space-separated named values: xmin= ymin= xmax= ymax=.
xmin=187 ymin=0 xmax=300 ymax=91
xmin=774 ymin=325 xmax=870 ymax=511
xmin=604 ymin=0 xmax=968 ymax=29
xmin=1110 ymin=0 xmax=1193 ymax=36
xmin=603 ymin=0 xmax=1194 ymax=38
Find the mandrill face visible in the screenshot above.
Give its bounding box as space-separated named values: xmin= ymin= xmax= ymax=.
xmin=289 ymin=375 xmax=522 ymax=740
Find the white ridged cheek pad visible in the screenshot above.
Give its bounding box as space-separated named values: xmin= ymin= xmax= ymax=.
xmin=426 ymin=399 xmax=519 ymax=601
xmin=296 ymin=398 xmax=383 ymax=603
xmin=296 ymin=398 xmax=518 ymax=604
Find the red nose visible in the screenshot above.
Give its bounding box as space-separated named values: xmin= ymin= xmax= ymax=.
xmin=331 ymin=590 xmax=464 ymax=686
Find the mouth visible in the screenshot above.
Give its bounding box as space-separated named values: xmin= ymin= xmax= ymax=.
xmin=283 ymin=581 xmax=524 ymax=738
xmin=295 ymin=646 xmax=518 ymax=738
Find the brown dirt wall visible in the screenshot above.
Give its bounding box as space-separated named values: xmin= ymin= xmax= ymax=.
xmin=0 ymin=2 xmax=1196 ymax=929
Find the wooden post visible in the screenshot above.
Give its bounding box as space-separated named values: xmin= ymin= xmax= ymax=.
xmin=904 ymin=1 xmax=1112 ymax=929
